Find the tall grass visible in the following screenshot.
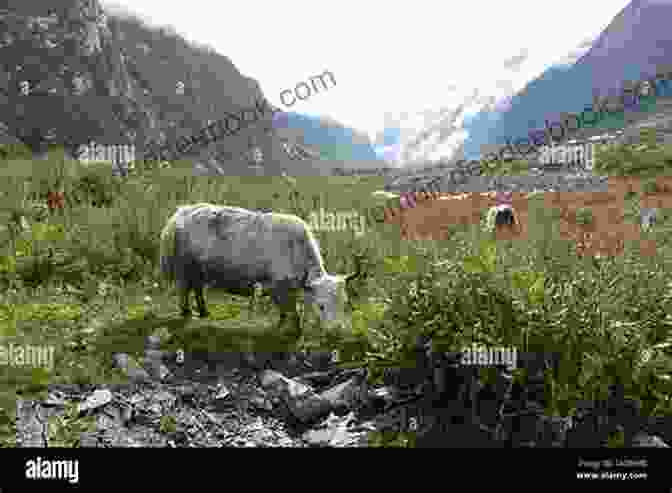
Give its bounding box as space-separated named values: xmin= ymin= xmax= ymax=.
xmin=1 ymin=147 xmax=671 ymax=447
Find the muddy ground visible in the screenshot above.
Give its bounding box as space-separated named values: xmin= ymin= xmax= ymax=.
xmin=384 ymin=176 xmax=672 ymax=258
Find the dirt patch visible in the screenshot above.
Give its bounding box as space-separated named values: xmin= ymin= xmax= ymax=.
xmin=384 ymin=177 xmax=672 ymax=257
xmin=385 ymin=192 xmax=530 ymax=242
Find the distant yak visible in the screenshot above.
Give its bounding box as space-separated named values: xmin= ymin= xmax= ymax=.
xmin=484 ymin=204 xmax=518 ymax=232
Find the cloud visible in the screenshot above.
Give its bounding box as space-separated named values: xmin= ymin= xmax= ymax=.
xmin=502 ymin=49 xmax=529 ymax=71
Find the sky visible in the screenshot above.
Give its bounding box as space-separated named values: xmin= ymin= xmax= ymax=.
xmin=103 ymin=0 xmax=633 ymax=158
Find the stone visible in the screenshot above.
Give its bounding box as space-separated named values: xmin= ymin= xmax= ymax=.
xmin=258 ymin=370 xmax=332 ymax=424
xmin=318 ymin=377 xmax=369 ymax=414
xmin=630 ymin=432 xmax=670 ymax=447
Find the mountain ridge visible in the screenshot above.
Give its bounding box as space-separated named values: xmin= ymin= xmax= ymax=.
xmin=0 ymin=0 xmax=378 ymax=175
xmin=377 ymin=0 xmax=672 ymax=167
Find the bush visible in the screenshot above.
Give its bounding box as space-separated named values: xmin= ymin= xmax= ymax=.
xmin=67 ymin=164 xmax=122 ymax=208
xmin=0 ymin=143 xmax=32 ymax=161
xmin=593 ymin=128 xmax=672 ymax=177
xmin=575 ymin=207 xmax=594 ymax=225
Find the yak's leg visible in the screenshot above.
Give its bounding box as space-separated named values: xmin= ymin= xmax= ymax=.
xmin=248 ymin=282 xmax=263 ymax=316
xmin=271 ymin=285 xmax=301 ymax=339
xmin=177 ymin=279 xmax=192 ymax=317
xmin=194 ymin=285 xmax=209 ymax=318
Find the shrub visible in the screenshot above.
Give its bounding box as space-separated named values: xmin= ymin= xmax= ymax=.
xmin=0 ymin=142 xmax=32 ymax=161
xmin=575 ymin=207 xmax=594 ymax=225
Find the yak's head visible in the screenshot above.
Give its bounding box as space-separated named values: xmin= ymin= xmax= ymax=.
xmin=304 ymin=269 xmax=361 ymax=329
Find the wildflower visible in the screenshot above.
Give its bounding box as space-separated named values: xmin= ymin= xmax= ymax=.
xmin=47 ymin=191 xmax=65 ymax=211
xmin=495 ymin=190 xmax=513 ymax=206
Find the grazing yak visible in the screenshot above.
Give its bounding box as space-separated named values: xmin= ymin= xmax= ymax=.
xmin=483 ymin=204 xmax=518 ymax=232
xmin=159 ymin=203 xmax=360 ymax=335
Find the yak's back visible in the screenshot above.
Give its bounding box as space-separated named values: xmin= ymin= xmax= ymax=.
xmin=174 ymin=203 xmax=316 ymax=265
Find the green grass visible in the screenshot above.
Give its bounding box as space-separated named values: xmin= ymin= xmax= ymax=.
xmin=481 ymin=158 xmax=531 ymax=177
xmin=1 ymin=142 xmax=672 ymax=447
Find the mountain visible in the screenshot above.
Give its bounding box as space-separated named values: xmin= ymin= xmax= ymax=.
xmin=377 ymin=0 xmax=672 ymax=166
xmin=0 ymin=0 xmax=145 ymax=158
xmin=0 ymin=1 xmax=365 ymax=175
xmin=272 ymin=112 xmax=381 ymax=162
xmin=463 ymin=0 xmax=672 ymax=160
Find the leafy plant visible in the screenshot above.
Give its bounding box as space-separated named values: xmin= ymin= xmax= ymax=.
xmin=46 ymin=401 xmax=97 ymax=447
xmin=575 ymin=207 xmax=594 ymax=225
xmin=642 ymin=179 xmax=659 ymax=194
xmin=462 ymin=239 xmax=498 ymax=275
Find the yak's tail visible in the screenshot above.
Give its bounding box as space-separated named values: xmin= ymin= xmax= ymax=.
xmin=159 ymin=210 xmax=179 ymax=281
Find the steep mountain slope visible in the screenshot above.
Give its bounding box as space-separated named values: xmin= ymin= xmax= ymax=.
xmin=0 ymin=1 xmax=360 ymax=174
xmin=463 ymin=0 xmax=672 ymax=160
xmin=0 ymin=0 xmax=146 ymax=157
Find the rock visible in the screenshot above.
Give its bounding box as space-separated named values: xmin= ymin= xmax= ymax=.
xmin=42 ymin=391 xmax=69 ymax=408
xmin=249 ymin=389 xmax=274 ymax=412
xmin=368 ymin=387 xmax=395 ymax=409
xmin=214 ymin=384 xmax=232 ymax=401
xmin=258 ymin=370 xmax=332 ymax=424
xmin=142 ymin=350 xmax=172 ymax=381
xmin=304 ymin=351 xmax=338 ymax=371
xmin=302 ymin=412 xmax=367 ymax=447
xmin=630 ymin=432 xmax=670 ymax=447
xmin=385 ymin=164 xmax=611 ymax=196
xmin=366 ymin=385 xmax=424 ymax=412
xmin=77 ymin=389 xmax=113 ymax=414
xmin=145 ymin=335 xmax=163 ymax=349
xmin=296 ymin=369 xmax=343 ymax=388
xmin=318 ymin=376 xmax=369 ymax=415
xmin=112 ymin=353 xmax=151 ymax=382
xmin=143 ymin=348 xmax=168 ymax=362
xmin=15 ymin=399 xmax=48 ymax=447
